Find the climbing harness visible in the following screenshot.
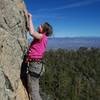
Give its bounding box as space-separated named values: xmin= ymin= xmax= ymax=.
xmin=27 ymin=60 xmax=44 ymax=78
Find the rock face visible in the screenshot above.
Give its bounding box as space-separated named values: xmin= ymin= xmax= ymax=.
xmin=0 ymin=0 xmax=29 ymax=99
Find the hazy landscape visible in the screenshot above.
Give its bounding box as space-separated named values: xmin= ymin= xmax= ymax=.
xmin=47 ymin=37 xmax=100 ymax=50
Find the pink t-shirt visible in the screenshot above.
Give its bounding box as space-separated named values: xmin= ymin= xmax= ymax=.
xmin=27 ymin=34 xmax=47 ymax=60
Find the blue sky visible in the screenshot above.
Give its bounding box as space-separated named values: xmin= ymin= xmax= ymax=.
xmin=24 ymin=0 xmax=100 ymax=37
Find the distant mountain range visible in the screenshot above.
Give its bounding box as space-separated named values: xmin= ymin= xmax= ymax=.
xmin=47 ymin=37 xmax=100 ymax=50
xmin=28 ymin=37 xmax=100 ymax=50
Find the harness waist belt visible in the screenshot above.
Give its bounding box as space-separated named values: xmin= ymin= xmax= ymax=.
xmin=28 ymin=58 xmax=43 ymax=62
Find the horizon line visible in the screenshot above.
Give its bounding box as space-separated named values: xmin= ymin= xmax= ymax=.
xmin=49 ymin=36 xmax=100 ymax=38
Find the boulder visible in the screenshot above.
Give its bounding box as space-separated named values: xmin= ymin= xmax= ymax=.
xmin=0 ymin=0 xmax=29 ymax=99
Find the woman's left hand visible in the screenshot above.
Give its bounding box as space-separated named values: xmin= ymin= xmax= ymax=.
xmin=28 ymin=13 xmax=32 ymax=19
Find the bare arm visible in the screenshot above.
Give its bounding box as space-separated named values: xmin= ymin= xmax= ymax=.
xmin=28 ymin=13 xmax=43 ymax=40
